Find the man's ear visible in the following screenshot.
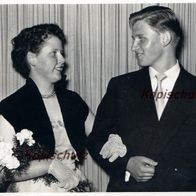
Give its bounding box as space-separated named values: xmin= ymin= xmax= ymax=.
xmin=27 ymin=51 xmax=36 ymax=68
xmin=160 ymin=31 xmax=172 ymax=47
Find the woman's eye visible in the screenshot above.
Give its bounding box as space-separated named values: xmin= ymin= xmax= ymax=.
xmin=50 ymin=51 xmax=57 ymax=56
xmin=60 ymin=51 xmax=65 ymax=57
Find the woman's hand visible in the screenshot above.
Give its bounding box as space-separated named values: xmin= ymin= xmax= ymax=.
xmin=48 ymin=158 xmax=79 ymax=190
xmin=99 ymin=134 xmax=127 ymax=162
xmin=60 ymin=147 xmax=78 ymax=168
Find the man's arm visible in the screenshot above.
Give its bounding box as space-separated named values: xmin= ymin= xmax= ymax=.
xmin=87 ymin=78 xmax=158 ymax=181
xmin=87 ymin=78 xmax=130 ymax=178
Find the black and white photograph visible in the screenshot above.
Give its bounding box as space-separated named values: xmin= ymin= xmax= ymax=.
xmin=0 ymin=0 xmax=196 ymax=194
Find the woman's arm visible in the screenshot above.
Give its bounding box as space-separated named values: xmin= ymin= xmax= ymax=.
xmin=14 ymin=159 xmax=52 ymax=182
xmin=0 ymin=115 xmax=15 ymax=143
xmin=84 ymin=110 xmax=94 ymax=136
xmin=0 ymin=115 xmax=52 ymax=182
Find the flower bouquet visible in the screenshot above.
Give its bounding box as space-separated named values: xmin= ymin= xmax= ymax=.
xmin=0 ymin=129 xmax=35 ymax=189
xmin=0 ymin=138 xmax=20 ymax=190
xmin=1 ymin=129 xmax=93 ymax=192
xmin=34 ymin=147 xmax=94 ymax=192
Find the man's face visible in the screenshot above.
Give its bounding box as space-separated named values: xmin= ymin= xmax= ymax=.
xmin=131 ymin=20 xmax=164 ymax=67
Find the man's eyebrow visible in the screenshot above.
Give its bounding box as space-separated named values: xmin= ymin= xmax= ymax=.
xmin=132 ymin=34 xmax=144 ymax=38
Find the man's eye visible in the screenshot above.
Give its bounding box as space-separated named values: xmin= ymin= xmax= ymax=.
xmin=139 ymin=37 xmax=146 ymax=42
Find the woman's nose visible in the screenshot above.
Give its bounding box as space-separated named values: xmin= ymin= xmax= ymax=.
xmin=57 ymin=52 xmax=65 ymax=63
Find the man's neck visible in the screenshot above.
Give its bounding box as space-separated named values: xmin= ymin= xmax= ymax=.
xmin=150 ymin=51 xmax=177 ymax=73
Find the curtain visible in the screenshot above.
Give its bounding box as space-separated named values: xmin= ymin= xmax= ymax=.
xmin=0 ymin=3 xmax=196 ymax=191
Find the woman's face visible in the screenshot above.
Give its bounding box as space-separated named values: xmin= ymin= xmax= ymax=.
xmin=32 ymin=35 xmax=65 ymax=84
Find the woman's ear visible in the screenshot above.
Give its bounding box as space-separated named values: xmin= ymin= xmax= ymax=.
xmin=160 ymin=31 xmax=172 ymax=47
xmin=27 ymin=51 xmax=36 ymax=67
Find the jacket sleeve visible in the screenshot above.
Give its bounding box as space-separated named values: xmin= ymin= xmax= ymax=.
xmin=87 ymin=78 xmax=130 ymax=179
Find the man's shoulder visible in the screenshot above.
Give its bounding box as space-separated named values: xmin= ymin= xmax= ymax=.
xmin=181 ymin=67 xmax=196 ymax=85
xmin=183 ymin=69 xmax=196 ymax=79
xmin=109 ymin=68 xmax=147 ymax=85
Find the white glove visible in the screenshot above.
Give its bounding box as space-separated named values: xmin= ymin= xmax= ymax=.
xmin=74 ymin=167 xmax=86 ymax=182
xmin=48 ymin=158 xmax=79 ymax=190
xmin=99 ymin=134 xmax=127 ymax=162
xmin=60 ymin=147 xmax=78 ymax=170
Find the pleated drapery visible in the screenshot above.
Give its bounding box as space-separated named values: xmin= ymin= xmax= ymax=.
xmin=1 ymin=3 xmax=196 ymax=191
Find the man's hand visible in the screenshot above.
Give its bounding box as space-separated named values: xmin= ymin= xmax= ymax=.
xmin=126 ymin=156 xmax=158 ymax=182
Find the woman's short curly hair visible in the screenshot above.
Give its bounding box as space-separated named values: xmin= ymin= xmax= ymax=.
xmin=11 ymin=23 xmax=66 ymax=78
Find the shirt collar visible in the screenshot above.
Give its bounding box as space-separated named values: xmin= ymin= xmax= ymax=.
xmin=149 ymin=60 xmax=180 ymax=82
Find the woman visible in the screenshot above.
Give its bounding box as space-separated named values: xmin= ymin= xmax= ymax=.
xmin=0 ymin=23 xmax=94 ymax=192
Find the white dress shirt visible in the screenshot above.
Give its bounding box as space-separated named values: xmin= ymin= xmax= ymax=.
xmin=149 ymin=61 xmax=180 ymax=108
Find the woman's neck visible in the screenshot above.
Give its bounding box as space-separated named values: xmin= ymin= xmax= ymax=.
xmin=29 ymin=76 xmax=55 ymax=96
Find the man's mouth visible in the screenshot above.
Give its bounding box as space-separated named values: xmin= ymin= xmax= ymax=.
xmin=136 ymin=53 xmax=144 ymax=59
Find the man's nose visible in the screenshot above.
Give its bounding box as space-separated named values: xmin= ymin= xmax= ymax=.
xmin=131 ymin=40 xmax=139 ymax=52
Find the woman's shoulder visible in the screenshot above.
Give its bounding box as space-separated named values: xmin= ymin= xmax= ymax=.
xmin=58 ymin=88 xmax=89 ymax=120
xmin=0 ymin=85 xmax=26 ymax=106
xmin=64 ymin=89 xmax=84 ymax=100
xmin=65 ymin=89 xmax=88 ymax=109
xmin=55 ymin=80 xmax=86 ymax=104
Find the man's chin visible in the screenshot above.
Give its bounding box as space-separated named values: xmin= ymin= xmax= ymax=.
xmin=138 ymin=63 xmax=149 ymax=67
xmin=136 ymin=59 xmax=149 ymax=67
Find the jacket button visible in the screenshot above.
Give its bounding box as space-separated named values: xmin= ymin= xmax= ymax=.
xmin=174 ymin=168 xmax=178 ymax=172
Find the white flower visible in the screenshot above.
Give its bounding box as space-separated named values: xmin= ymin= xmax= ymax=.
xmin=0 ymin=140 xmax=20 ymax=170
xmin=2 ymin=155 xmax=20 ymax=169
xmin=0 ymin=141 xmax=13 ymax=159
xmin=16 ymin=129 xmax=35 ymax=146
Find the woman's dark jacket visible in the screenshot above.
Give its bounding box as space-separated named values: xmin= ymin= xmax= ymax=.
xmin=0 ymin=78 xmax=89 ymax=163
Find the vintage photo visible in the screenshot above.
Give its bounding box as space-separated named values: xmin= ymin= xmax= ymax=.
xmin=0 ymin=2 xmax=196 ymax=193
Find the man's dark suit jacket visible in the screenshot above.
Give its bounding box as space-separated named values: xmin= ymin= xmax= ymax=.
xmin=88 ymin=67 xmax=196 ymax=191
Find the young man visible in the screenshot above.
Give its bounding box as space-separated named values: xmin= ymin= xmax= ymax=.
xmin=88 ymin=5 xmax=196 ymax=191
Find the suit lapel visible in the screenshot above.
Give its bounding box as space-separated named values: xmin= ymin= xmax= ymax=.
xmin=138 ymin=68 xmax=158 ymax=123
xmin=137 ymin=69 xmax=157 ymax=127
xmin=149 ymin=68 xmax=192 ymax=158
xmin=132 ymin=68 xmax=159 ymax=154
